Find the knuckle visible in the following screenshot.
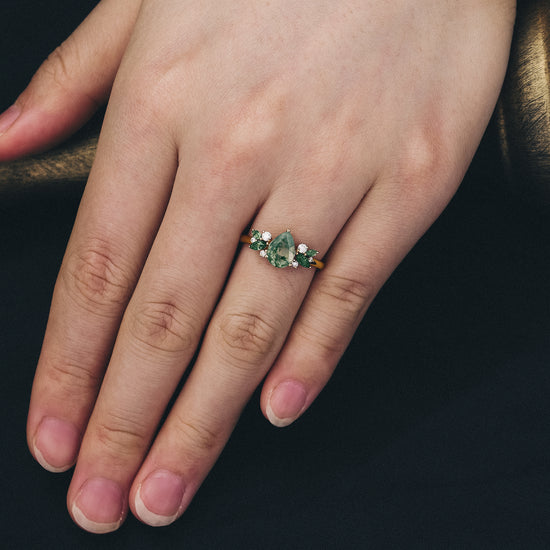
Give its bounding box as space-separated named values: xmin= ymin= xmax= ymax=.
xmin=404 ymin=138 xmax=440 ymax=182
xmin=295 ymin=319 xmax=348 ymax=360
xmin=38 ymin=39 xmax=79 ymax=92
xmin=29 ymin=36 xmax=105 ymax=110
xmin=44 ymin=360 xmax=100 ymax=397
xmin=62 ymin=238 xmax=134 ymax=315
xmin=94 ymin=414 xmax=148 ymax=459
xmin=128 ymin=298 xmax=198 ymax=355
xmin=292 ymin=273 xmax=376 ymax=362
xmin=172 ymin=415 xmax=222 ymax=456
xmin=392 ymin=125 xmax=448 ymax=196
xmin=215 ymin=310 xmax=278 ymax=367
xmin=204 ymin=88 xmax=285 ymax=181
xmin=315 ymin=273 xmax=374 ymax=324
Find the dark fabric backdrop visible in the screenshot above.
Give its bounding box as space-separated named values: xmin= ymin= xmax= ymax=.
xmin=1 ymin=2 xmax=549 ymax=548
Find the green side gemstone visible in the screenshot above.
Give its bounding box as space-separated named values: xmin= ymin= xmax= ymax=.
xmin=266 ymin=231 xmax=296 ymax=268
xmin=249 ymin=229 xmax=267 ymax=250
xmin=295 ymin=253 xmax=312 ymax=268
xmin=250 ymin=240 xmax=267 ymax=251
xmin=306 ymin=249 xmax=318 ymax=257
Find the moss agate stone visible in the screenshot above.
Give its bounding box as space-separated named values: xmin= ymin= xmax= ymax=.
xmin=266 ymin=231 xmax=296 ymax=268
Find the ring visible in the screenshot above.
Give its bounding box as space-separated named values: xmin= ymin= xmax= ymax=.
xmin=240 ymin=229 xmax=325 ymax=270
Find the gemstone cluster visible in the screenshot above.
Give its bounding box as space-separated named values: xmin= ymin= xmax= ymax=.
xmin=249 ymin=229 xmax=319 ymax=269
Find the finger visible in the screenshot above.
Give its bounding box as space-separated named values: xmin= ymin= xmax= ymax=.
xmin=26 ymin=80 xmax=178 ymax=475
xmin=260 ymin=155 xmax=464 ymax=427
xmin=0 ymin=0 xmax=141 ymax=161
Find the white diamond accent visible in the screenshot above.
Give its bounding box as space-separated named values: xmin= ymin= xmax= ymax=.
xmin=250 ymin=237 xmax=257 ymax=243
xmin=292 ymin=260 xmax=299 ymax=268
xmin=261 ymin=231 xmax=272 ymax=241
xmin=259 ymin=250 xmax=267 ymax=258
xmin=297 ymin=243 xmax=308 ymax=254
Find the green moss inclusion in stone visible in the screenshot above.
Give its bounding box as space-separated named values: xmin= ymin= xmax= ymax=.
xmin=266 ymin=231 xmax=296 ymax=268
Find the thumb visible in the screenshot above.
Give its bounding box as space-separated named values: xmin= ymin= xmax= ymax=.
xmin=0 ymin=0 xmax=141 ymax=161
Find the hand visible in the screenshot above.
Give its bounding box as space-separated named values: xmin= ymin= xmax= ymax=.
xmin=0 ymin=0 xmax=515 ymax=533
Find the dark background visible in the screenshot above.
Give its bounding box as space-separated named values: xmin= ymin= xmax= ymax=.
xmin=1 ymin=1 xmax=550 ymax=548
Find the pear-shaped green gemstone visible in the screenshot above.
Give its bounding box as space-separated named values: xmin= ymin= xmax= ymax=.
xmin=266 ymin=231 xmax=295 ymax=268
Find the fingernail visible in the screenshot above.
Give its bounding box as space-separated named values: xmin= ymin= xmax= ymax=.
xmin=135 ymin=470 xmax=186 ymax=527
xmin=33 ymin=416 xmax=80 ymax=473
xmin=0 ymin=104 xmax=21 ymax=136
xmin=266 ymin=380 xmax=307 ymax=428
xmin=72 ymin=477 xmax=124 ymax=534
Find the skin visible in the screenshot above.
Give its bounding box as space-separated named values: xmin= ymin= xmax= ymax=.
xmin=0 ymin=0 xmax=516 ymax=533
